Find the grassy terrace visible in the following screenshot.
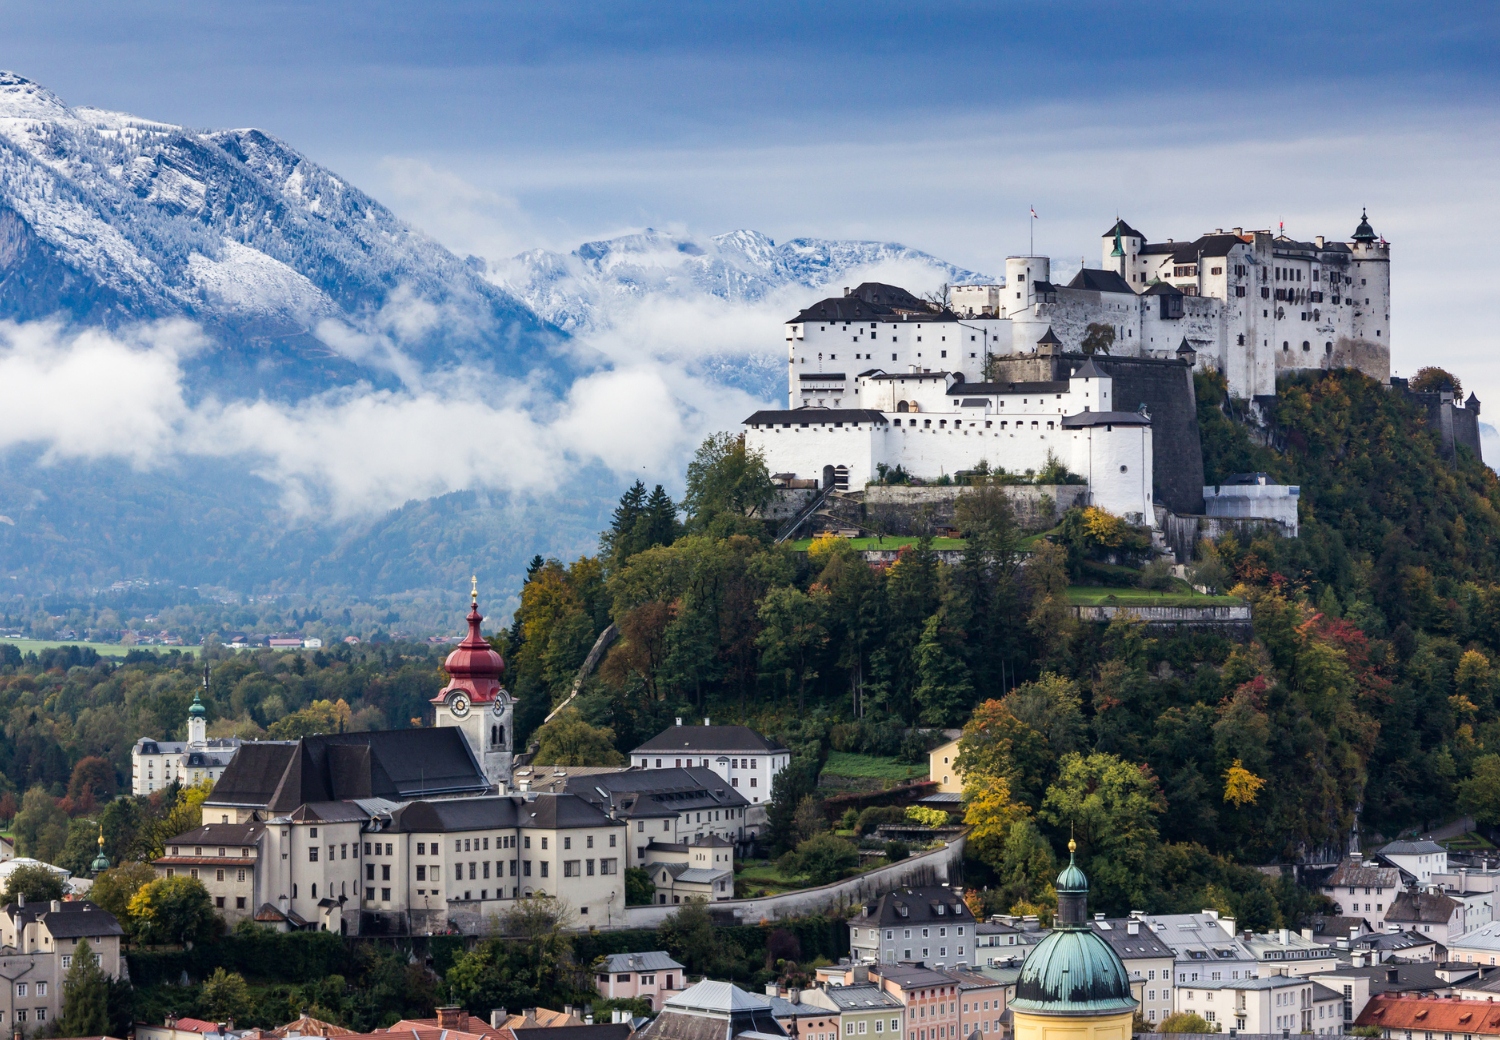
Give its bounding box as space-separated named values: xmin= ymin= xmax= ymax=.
xmin=823 ymin=751 xmax=928 ymax=781
xmin=789 ymin=536 xmax=968 ymax=551
xmin=1064 ymin=586 xmax=1245 ymax=607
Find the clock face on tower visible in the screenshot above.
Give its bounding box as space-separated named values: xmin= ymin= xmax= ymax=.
xmin=449 ymin=693 xmax=471 ymax=718
xmin=493 ymin=697 xmax=506 ymax=716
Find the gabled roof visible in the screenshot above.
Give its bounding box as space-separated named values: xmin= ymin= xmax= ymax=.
xmin=1387 ymin=890 xmax=1460 ymax=924
xmin=633 ymin=725 xmax=787 ymax=755
xmin=744 ymin=409 xmax=888 ymax=426
xmin=1066 ymin=269 xmax=1134 ymax=295
xmin=568 ymin=767 xmax=751 ymax=817
xmin=668 ymin=979 xmax=773 ymax=1013
xmin=816 ymin=985 xmax=901 ymax=1010
xmin=858 ymin=885 xmax=970 ymax=928
xmin=1193 ymin=233 xmax=1251 ymax=258
xmin=1060 ymin=411 xmax=1150 ymax=428
xmin=1103 ymin=219 xmax=1143 ymax=240
xmin=160 ymin=822 xmax=265 ymax=847
xmin=1072 ymin=357 xmax=1105 ymax=380
xmin=1324 ymin=859 xmax=1401 ymax=888
xmin=1380 ymin=839 xmax=1446 ymax=856
xmin=1087 ymin=918 xmax=1176 ymax=959
xmin=392 ymin=793 xmax=618 ymax=833
xmin=207 ymin=730 xmax=490 ymax=810
xmin=601 ymin=950 xmax=684 ymax=973
xmin=1357 ymin=995 xmax=1500 ymax=1034
xmin=1143 ymin=281 xmax=1183 ymax=296
xmin=4 ymin=899 xmax=123 ymax=939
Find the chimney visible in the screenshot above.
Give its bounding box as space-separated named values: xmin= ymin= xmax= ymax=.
xmin=50 ymin=900 xmax=60 ymax=912
xmin=585 ymin=1011 xmax=594 ymax=1026
xmin=766 ymin=983 xmax=779 ymax=996
xmin=491 ymin=1011 xmax=508 ymax=1029
xmin=704 ymin=718 xmax=710 ymax=726
xmin=1302 ymin=928 xmax=1313 ymax=941
xmin=1233 ymin=227 xmax=1243 ymax=236
xmin=789 ymin=987 xmax=802 ymax=1005
xmin=1128 ymin=921 xmax=1139 ymax=935
xmin=16 ymin=893 xmax=22 ymax=908
xmin=844 ymin=287 xmax=851 ymax=297
xmin=675 ymin=717 xmax=683 ymax=727
xmin=1280 ymin=928 xmax=1291 ymax=945
xmin=436 ymin=1007 xmax=464 ymax=1031
xmin=852 ymin=965 xmax=869 ymax=984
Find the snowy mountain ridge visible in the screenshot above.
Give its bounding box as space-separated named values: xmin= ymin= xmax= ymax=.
xmin=496 ymin=226 xmax=990 ymax=333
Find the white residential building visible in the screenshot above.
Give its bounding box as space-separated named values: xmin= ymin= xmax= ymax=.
xmin=1177 ymin=975 xmax=1344 ymax=1035
xmin=630 ymin=720 xmax=790 ymax=807
xmin=1320 ymin=858 xmax=1403 ymax=932
xmin=1242 ymin=928 xmax=1342 ymax=976
xmin=0 ymin=899 xmax=124 ymax=1032
xmin=130 ymin=690 xmax=248 ymax=795
xmin=1088 ymin=916 xmax=1177 ymax=1027
xmin=1379 ymin=839 xmax=1447 ymax=883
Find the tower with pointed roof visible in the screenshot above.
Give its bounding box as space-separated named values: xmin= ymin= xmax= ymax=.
xmin=187 ymin=669 xmax=208 ymax=749
xmin=432 ymin=578 xmax=514 ymax=791
xmin=1011 ymin=841 xmax=1137 ymax=1040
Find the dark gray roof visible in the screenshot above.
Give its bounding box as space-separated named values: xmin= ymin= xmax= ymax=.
xmin=568 ymin=766 xmax=750 ymax=817
xmin=856 ymin=885 xmax=971 ymax=928
xmin=1088 ymin=918 xmax=1176 ymax=960
xmin=745 ymin=409 xmax=888 ymax=427
xmin=817 ymin=985 xmax=901 ymax=1010
xmin=789 ymin=283 xmax=952 ymax=325
xmin=1328 ymin=961 xmax=1491 ymax=995
xmin=1036 ymin=327 xmax=1062 ymax=346
xmin=634 ymin=725 xmax=787 ymax=755
xmin=207 ymin=730 xmax=490 ymax=811
xmin=392 ymin=793 xmax=618 ymax=833
xmin=1352 ymin=930 xmax=1440 ymax=953
xmin=516 ymin=1027 xmax=632 ymax=1040
xmin=1066 ymin=269 xmax=1134 ymax=294
xmin=946 ymin=381 xmax=1069 ymax=395
xmin=1060 ymin=411 xmax=1151 ymax=428
xmin=1192 ymin=234 xmax=1250 ymax=258
xmin=1104 ymin=219 xmax=1143 ymax=240
xmin=1143 ymin=281 xmax=1184 ymax=296
xmin=799 ymin=373 xmax=847 ymax=381
xmin=870 ymin=963 xmax=958 ymax=988
xmin=160 ymin=822 xmax=265 ymax=846
xmin=1072 ymin=357 xmax=1105 ymax=380
xmin=5 ymin=900 xmax=123 ymax=939
xmin=602 ymin=951 xmax=684 ymax=973
xmin=1379 ymin=839 xmax=1446 ymax=856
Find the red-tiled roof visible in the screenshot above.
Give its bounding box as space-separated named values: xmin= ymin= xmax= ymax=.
xmin=1357 ymin=996 xmax=1500 ymax=1034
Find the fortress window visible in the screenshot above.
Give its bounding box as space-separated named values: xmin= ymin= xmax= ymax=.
xmin=1236 ymin=334 xmax=1245 ymax=346
xmin=1283 ymin=342 xmax=1289 ymax=351
xmin=985 ymin=421 xmax=992 ymax=428
xmin=1120 ymin=465 xmax=1128 ymax=472
xmin=1325 ymin=342 xmax=1332 ymax=354
xmin=924 ymin=419 xmax=932 ymax=428
xmin=1211 ymin=267 xmax=1222 ymax=275
xmin=941 ymin=351 xmax=947 ymax=358
xmin=1302 ymin=341 xmax=1311 ymax=352
xmin=1261 ymin=287 xmax=1269 ymax=298
xmin=939 ymin=420 xmax=947 ymax=427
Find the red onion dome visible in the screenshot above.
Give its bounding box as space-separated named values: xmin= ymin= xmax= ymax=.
xmin=437 ymin=584 xmax=505 ymax=703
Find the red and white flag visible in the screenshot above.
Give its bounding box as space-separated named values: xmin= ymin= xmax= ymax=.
xmin=1030 ymin=206 xmax=1038 ymax=219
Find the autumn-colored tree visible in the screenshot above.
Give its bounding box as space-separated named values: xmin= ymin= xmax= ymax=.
xmin=530 ymin=712 xmax=626 ymax=766
xmin=1223 ymin=760 xmax=1266 ymax=807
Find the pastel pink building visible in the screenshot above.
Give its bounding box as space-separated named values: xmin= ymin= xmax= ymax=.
xmin=596 ymin=952 xmax=686 ymax=1011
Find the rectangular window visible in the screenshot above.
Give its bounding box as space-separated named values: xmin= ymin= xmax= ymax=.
xmin=381 ymin=887 xmax=390 ymax=901
xmin=417 ymin=865 xmax=426 ymax=881
xmin=309 ymin=848 xmax=319 ymax=862
xmin=417 ymin=842 xmax=425 ymax=855
xmin=524 ymin=861 xmax=532 ymax=876
xmin=216 ymin=868 xmax=224 ymax=881
xmin=541 ymin=861 xmax=549 ymax=877
xmin=565 ymin=860 xmax=581 ymax=877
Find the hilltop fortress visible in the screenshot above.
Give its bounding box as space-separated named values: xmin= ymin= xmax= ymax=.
xmin=744 ymin=213 xmax=1409 ymax=524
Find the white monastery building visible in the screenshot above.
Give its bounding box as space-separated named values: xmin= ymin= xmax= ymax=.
xmin=131 ymin=683 xmax=246 ymax=795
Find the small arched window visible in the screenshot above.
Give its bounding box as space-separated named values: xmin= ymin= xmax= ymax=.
xmin=896 ymin=400 xmax=909 ymax=413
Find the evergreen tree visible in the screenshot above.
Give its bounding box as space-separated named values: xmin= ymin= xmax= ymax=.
xmin=602 ymin=481 xmax=648 ymax=569
xmin=913 ymin=610 xmax=974 ymax=726
xmin=642 ymin=484 xmax=680 ymax=549
xmin=57 ymin=938 xmax=109 ymax=1039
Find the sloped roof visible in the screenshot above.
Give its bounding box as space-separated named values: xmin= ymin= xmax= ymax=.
xmin=602 ymin=950 xmax=684 ymax=973
xmin=1324 ymin=859 xmax=1401 ymax=888
xmin=1066 ymin=269 xmax=1134 ymax=294
xmin=207 ymin=730 xmax=489 ymax=811
xmin=1103 ymin=219 xmax=1143 ymax=240
xmin=1387 ymin=889 xmax=1460 ymax=924
xmin=1357 ymin=995 xmax=1500 ymax=1034
xmin=1060 ymin=411 xmax=1151 ymax=428
xmin=634 ymin=725 xmax=787 ymax=754
xmin=160 ymin=822 xmax=265 ymax=846
xmin=859 ymin=885 xmax=971 ymax=927
xmin=1380 ymin=839 xmax=1446 ymax=856
xmin=392 ymin=794 xmax=617 ymax=833
xmin=668 ymin=980 xmax=773 ymax=1013
xmin=744 ymin=410 xmax=888 ymax=426
xmin=816 ymin=985 xmax=901 ymax=1010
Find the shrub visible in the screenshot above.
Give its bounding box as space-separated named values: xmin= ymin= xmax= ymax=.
xmin=1158 ymin=1012 xmax=1210 ymax=1033
xmin=884 ymin=840 xmax=910 ymax=862
xmin=1137 ymin=558 xmax=1179 ymax=591
xmin=904 ymin=805 xmax=951 ymax=828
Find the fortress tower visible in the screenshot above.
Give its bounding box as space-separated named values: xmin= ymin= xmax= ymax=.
xmin=432 ymin=579 xmax=514 ymax=791
xmin=1010 ymin=841 xmax=1138 ymax=1040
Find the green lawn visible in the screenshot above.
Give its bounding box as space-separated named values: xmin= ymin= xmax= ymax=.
xmin=1441 ymin=832 xmax=1496 ymax=851
xmin=790 ymin=536 xmax=968 ymax=551
xmin=1064 ymin=586 xmax=1245 ymax=607
xmin=0 ymin=637 xmax=194 ymax=658
xmin=823 ymin=751 xmax=928 ymax=781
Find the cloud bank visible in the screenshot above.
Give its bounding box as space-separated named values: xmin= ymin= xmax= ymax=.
xmin=0 ymin=253 xmax=958 ymax=520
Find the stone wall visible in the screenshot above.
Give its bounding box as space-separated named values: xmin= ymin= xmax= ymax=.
xmin=615 ymin=834 xmax=966 ymax=930
xmin=849 ymin=484 xmax=1089 ymax=533
xmin=986 ymin=353 xmax=1205 ymax=515
xmin=1155 ymin=509 xmax=1296 ymax=564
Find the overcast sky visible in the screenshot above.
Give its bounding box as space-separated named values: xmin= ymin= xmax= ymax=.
xmin=6 ymin=1 xmax=1500 ymax=399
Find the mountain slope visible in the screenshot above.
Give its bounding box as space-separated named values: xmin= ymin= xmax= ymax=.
xmin=0 ymin=72 xmax=560 ymax=396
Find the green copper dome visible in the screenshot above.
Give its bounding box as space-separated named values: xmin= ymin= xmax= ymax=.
xmin=188 ymin=692 xmax=207 ymax=718
xmin=1011 ymin=842 xmax=1137 ymax=1018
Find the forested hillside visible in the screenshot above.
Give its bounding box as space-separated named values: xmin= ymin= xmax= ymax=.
xmin=7 ymin=368 xmax=1500 ymax=934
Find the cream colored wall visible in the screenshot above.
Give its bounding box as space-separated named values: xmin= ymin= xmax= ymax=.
xmin=929 ymin=739 xmax=962 ymax=794
xmin=1012 ymin=1008 xmax=1135 ymax=1040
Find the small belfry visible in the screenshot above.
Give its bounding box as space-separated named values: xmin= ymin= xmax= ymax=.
xmin=431 ymin=576 xmax=515 ymax=791
xmin=1010 ymin=839 xmax=1138 ymax=1040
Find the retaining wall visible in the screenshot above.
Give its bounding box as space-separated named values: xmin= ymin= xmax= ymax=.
xmin=615 ymin=834 xmax=965 ymax=930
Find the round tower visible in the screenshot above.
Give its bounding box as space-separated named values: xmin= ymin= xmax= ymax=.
xmin=1010 ymin=841 xmax=1138 ymax=1040
xmin=1347 ymin=209 xmax=1391 ymax=382
xmin=432 ymin=578 xmax=514 ymax=791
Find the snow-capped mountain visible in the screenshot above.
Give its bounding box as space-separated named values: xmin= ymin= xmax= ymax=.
xmin=496 ymin=227 xmax=989 ymax=333
xmin=0 ymin=72 xmax=556 ymax=395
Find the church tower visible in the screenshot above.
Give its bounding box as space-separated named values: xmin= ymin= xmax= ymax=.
xmin=1010 ymin=841 xmax=1138 ymax=1040
xmin=187 ymin=671 xmax=208 ymax=749
xmin=432 ymin=578 xmax=514 ymax=791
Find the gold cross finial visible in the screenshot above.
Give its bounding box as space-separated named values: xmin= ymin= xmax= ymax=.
xmin=1068 ymin=837 xmax=1077 ymax=854
xmin=98 ymin=824 xmax=104 ymax=849
xmin=471 ymin=575 xmax=478 ymax=605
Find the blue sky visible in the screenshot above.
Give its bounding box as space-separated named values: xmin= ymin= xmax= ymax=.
xmin=5 ymin=1 xmax=1500 ymax=398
